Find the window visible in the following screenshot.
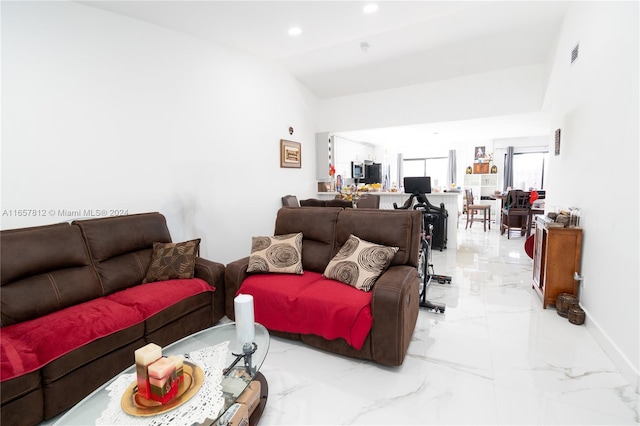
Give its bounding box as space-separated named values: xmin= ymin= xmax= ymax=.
xmin=403 ymin=157 xmax=448 ymax=189
xmin=512 ymin=152 xmax=548 ymax=190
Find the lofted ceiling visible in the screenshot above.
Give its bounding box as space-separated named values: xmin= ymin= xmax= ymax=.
xmin=78 ymin=0 xmax=570 ymax=146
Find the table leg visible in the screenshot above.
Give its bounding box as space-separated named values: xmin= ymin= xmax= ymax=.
xmin=250 ymin=372 xmax=268 ymax=425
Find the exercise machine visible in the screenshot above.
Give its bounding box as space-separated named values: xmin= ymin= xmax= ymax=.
xmin=402 ymin=177 xmax=448 ymax=250
xmin=394 ymin=178 xmax=452 ymax=313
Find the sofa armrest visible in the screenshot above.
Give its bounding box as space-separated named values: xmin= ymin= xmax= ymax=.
xmin=370 ymin=265 xmax=420 ymax=366
xmin=224 ymin=257 xmax=250 ymax=320
xmin=194 ymin=257 xmax=226 ymax=323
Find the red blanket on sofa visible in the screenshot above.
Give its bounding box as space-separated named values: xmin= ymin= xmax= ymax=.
xmin=1 ymin=278 xmax=213 ymax=382
xmin=238 ymin=271 xmax=373 ymax=350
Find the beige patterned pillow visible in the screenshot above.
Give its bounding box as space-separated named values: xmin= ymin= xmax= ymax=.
xmin=323 ymin=234 xmax=398 ymax=291
xmin=143 ymin=239 xmax=200 ymax=283
xmin=247 ymin=232 xmax=303 ymax=274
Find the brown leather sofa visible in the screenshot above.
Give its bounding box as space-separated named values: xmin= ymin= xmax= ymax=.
xmin=225 ymin=207 xmax=421 ymax=366
xmin=0 ymin=213 xmax=225 ymax=426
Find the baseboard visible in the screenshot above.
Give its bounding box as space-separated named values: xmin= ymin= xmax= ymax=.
xmin=584 ymin=306 xmax=640 ymax=393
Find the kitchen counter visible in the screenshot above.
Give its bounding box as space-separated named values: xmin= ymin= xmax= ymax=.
xmin=317 ymin=191 xmax=461 ymax=248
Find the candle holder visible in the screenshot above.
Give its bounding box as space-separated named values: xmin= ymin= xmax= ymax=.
xmin=223 ymin=342 xmax=258 ymax=377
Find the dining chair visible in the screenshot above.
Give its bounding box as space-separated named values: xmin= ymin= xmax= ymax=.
xmin=355 ymin=194 xmax=380 ymax=209
xmin=464 ymin=188 xmax=491 ymax=231
xmin=281 ymin=195 xmax=300 ymax=207
xmin=500 ymin=190 xmax=531 ymax=238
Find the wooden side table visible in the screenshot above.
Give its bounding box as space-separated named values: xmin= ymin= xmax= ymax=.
xmin=532 ymin=216 xmax=582 ymax=308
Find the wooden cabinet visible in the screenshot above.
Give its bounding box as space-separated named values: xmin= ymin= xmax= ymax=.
xmin=473 ymin=162 xmax=490 ymax=174
xmin=532 ymin=216 xmax=582 ymax=308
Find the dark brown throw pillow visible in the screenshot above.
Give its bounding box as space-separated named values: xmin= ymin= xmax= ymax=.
xmin=143 ymin=239 xmax=201 ymax=283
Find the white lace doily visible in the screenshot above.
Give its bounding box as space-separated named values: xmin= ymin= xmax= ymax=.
xmin=96 ymin=341 xmax=229 ymax=426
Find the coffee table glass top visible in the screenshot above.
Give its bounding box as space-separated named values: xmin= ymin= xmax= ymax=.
xmin=53 ymin=322 xmax=269 ymax=425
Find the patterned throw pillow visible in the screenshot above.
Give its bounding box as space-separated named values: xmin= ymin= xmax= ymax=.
xmin=247 ymin=233 xmax=303 ymax=274
xmin=143 ymin=239 xmax=201 ymax=283
xmin=323 ymin=234 xmax=398 ymax=291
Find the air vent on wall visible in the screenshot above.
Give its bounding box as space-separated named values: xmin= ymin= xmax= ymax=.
xmin=571 ymin=43 xmax=579 ymax=64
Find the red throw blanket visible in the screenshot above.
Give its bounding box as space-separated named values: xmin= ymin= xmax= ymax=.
xmin=1 ymin=278 xmax=213 ymax=382
xmin=238 ymin=271 xmax=373 ymax=350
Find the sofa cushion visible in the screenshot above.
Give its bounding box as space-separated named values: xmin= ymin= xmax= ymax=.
xmin=104 ymin=278 xmax=213 ymax=319
xmin=0 ymin=278 xmax=213 ymax=383
xmin=335 ymin=209 xmax=420 ymax=267
xmin=74 ymin=213 xmax=172 ymax=295
xmin=323 ymin=234 xmax=398 ymax=291
xmin=239 ymin=271 xmax=373 ymax=349
xmin=143 ymin=239 xmax=201 ymax=283
xmin=0 ymin=223 xmax=103 ymax=327
xmin=274 ymin=207 xmax=341 ymax=273
xmin=247 ymin=233 xmax=303 ymax=274
xmin=0 ymin=371 xmax=43 ymax=426
xmin=1 ymin=298 xmax=144 ymax=382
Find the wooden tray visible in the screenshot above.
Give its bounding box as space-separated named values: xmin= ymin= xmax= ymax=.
xmin=121 ymin=361 xmax=203 ymax=417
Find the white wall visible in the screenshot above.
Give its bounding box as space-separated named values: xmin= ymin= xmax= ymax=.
xmin=543 ymin=1 xmax=639 ymax=390
xmin=1 ymin=1 xmax=319 ymax=264
xmin=318 ymin=64 xmax=548 ymax=132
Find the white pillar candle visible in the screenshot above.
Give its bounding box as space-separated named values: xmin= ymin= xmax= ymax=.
xmin=234 ymin=294 xmax=255 ymax=345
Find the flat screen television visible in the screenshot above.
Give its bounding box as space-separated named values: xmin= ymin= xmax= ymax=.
xmin=404 ymin=176 xmax=431 ymax=194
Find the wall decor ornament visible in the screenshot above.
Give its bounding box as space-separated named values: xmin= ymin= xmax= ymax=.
xmin=490 ymin=165 xmax=497 ymax=174
xmin=474 ymin=146 xmax=485 ymax=160
xmin=465 ymin=166 xmax=472 ymax=174
xmin=555 ymin=129 xmax=561 ymax=156
xmin=280 ymin=139 xmax=301 ymax=168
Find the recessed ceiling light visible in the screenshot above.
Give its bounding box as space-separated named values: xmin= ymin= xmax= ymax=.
xmin=363 ymin=4 xmax=378 ymax=14
xmin=288 ymin=27 xmax=302 ymax=36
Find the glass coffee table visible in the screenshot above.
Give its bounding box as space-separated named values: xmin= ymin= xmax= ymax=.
xmin=53 ymin=322 xmax=269 ymax=426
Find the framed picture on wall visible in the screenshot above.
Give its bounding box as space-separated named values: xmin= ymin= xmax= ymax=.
xmin=554 ymin=129 xmax=561 ymax=156
xmin=280 ymin=139 xmax=301 ymax=168
xmin=474 ymin=146 xmax=485 ymax=160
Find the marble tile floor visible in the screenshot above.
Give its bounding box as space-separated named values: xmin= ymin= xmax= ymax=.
xmin=41 ymin=221 xmax=639 ymax=426
xmin=258 ymin=222 xmax=639 ymax=425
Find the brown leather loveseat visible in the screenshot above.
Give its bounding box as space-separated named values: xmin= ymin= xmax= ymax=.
xmin=0 ymin=212 xmax=225 ymax=426
xmin=225 ymin=207 xmax=421 ymax=367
